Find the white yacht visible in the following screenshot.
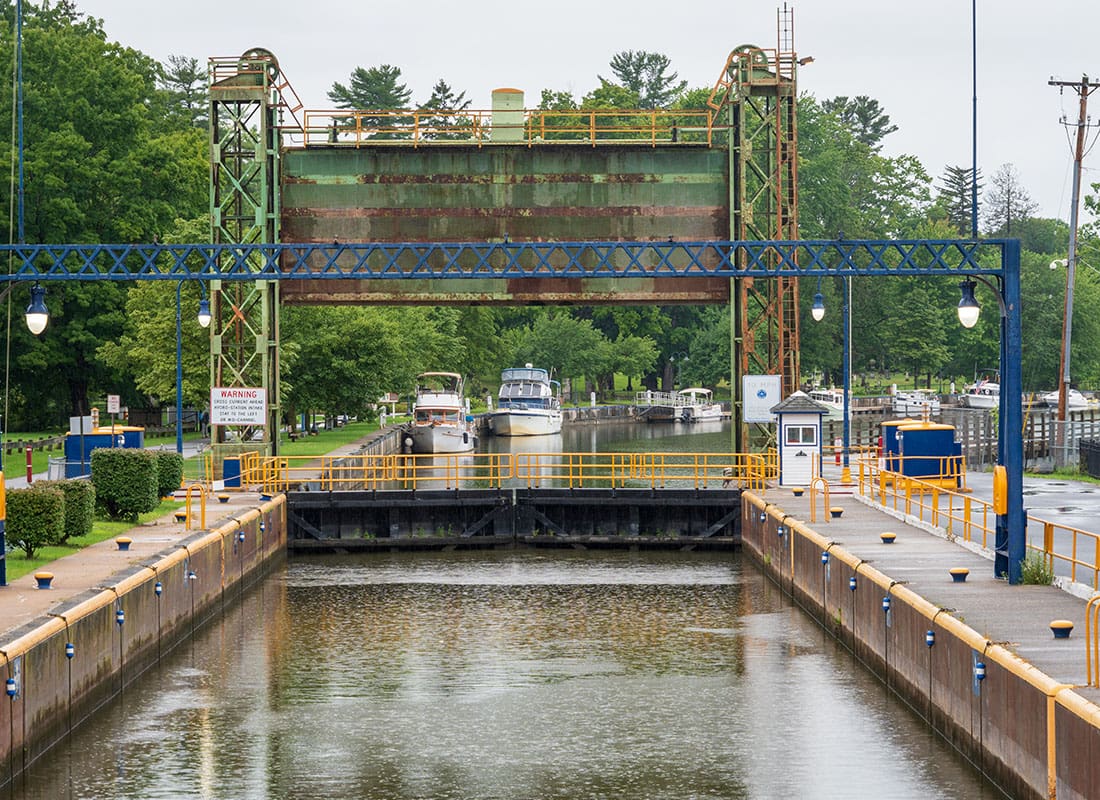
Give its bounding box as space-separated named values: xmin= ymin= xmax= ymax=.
xmin=489 ymin=365 xmax=562 ymax=436
xmin=891 ymin=390 xmax=941 ymax=416
xmin=807 ymin=387 xmax=846 ymax=418
xmin=406 ymin=372 xmax=475 ymax=453
xmin=960 ymin=380 xmax=999 ymax=409
xmin=1042 ymin=388 xmax=1091 ymax=410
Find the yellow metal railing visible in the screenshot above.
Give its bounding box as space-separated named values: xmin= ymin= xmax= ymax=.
xmin=1087 ymin=594 xmax=1100 ymax=687
xmin=858 ymin=456 xmax=1100 ymax=589
xmin=300 ymin=108 xmax=716 ymax=148
xmin=238 ymin=451 xmax=777 ymax=494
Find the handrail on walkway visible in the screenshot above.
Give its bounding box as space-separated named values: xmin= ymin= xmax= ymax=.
xmin=182 ymin=483 xmax=206 ymax=531
xmin=1087 ymin=595 xmax=1100 ymax=687
xmin=228 ymin=451 xmax=777 ymax=494
xmin=857 ymin=455 xmax=1100 ymax=590
xmin=808 ymin=476 xmax=829 ymax=524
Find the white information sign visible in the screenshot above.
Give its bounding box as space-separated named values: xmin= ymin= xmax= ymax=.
xmin=106 ymin=394 xmax=121 ymax=414
xmin=742 ymin=375 xmax=783 ymax=423
xmin=210 ymin=387 xmax=267 ymax=426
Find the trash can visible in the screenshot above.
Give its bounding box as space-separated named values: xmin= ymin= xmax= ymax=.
xmin=223 ymin=457 xmax=241 ymax=488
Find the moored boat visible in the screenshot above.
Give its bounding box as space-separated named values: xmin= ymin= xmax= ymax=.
xmin=677 ymin=388 xmax=723 ymax=422
xmin=406 ymin=372 xmax=475 ymax=453
xmin=1042 ymin=388 xmax=1091 ymax=410
xmin=960 ymin=380 xmax=999 ymax=409
xmin=891 ymin=390 xmax=941 ymax=416
xmin=807 ymin=387 xmax=846 ymax=418
xmin=489 ymin=365 xmax=562 ymax=436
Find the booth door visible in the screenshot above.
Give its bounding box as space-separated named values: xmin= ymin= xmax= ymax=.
xmin=780 ymin=422 xmax=819 ymax=486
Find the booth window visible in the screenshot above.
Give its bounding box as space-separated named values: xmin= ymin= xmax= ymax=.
xmin=785 ymin=425 xmax=817 ymax=446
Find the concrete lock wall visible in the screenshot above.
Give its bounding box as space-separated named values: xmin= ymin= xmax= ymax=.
xmin=742 ymin=492 xmax=1100 ymax=800
xmin=0 ymin=498 xmax=287 ymax=783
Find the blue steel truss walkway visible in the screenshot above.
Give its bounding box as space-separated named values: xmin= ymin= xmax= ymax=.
xmin=0 ymin=238 xmax=1006 ymax=282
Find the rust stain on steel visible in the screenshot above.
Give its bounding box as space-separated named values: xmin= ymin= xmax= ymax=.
xmin=279 ymin=278 xmax=730 ymax=306
xmin=337 ymin=173 xmax=666 ymax=185
xmin=283 ymin=206 xmax=724 ymax=219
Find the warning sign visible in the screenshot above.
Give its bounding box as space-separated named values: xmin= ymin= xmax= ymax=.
xmin=210 ymin=387 xmax=267 ymax=425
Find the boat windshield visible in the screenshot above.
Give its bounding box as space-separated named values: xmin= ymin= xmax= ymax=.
xmin=501 ymin=367 xmax=549 ymax=383
xmin=415 ymin=409 xmax=462 ymax=424
xmin=417 ymin=372 xmax=462 ymax=394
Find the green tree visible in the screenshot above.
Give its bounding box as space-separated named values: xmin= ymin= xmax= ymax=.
xmin=282 ymin=307 xmax=412 ymax=423
xmin=602 ymin=51 xmax=687 ymax=109
xmin=516 ymin=312 xmax=610 ymax=395
xmin=580 ymin=81 xmax=642 ymax=139
xmin=328 ymin=64 xmax=412 ymax=108
xmin=0 ymin=5 xmax=207 ymax=428
xmin=97 ymin=218 xmax=218 ymax=413
xmin=156 ymin=54 xmax=208 ymax=129
xmin=609 ymin=335 xmax=659 ymax=391
xmin=821 ymin=95 xmax=898 ymax=151
xmin=879 ymin=278 xmax=952 ymax=387
xmin=936 ymin=165 xmax=983 ymax=236
xmin=798 ymin=96 xmax=932 ymax=240
xmin=682 ymin=307 xmax=731 ymax=390
xmin=328 ymin=64 xmax=413 ymax=138
xmin=419 ymin=79 xmax=473 ymax=140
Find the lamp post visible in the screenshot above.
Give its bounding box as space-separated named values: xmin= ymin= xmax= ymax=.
xmin=669 ymin=352 xmax=688 ymax=390
xmin=812 ymin=277 xmax=852 ymax=482
xmin=957 ymin=254 xmax=1025 ymax=583
xmin=3 ymin=281 xmax=50 ymax=587
xmin=176 ymin=281 xmax=212 ymax=455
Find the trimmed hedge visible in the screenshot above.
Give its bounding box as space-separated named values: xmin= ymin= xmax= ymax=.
xmin=155 ymin=451 xmax=185 ymax=497
xmin=7 ymin=485 xmax=65 ymax=557
xmin=42 ymin=479 xmax=96 ymax=543
xmin=91 ymin=448 xmax=159 ymax=521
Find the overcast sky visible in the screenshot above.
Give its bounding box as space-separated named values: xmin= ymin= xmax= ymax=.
xmin=76 ymin=0 xmax=1100 ymax=227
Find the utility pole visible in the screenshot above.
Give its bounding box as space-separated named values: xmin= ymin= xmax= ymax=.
xmin=1049 ymin=74 xmax=1100 ymax=465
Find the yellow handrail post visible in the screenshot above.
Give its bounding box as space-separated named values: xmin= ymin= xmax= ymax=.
xmin=183 ymin=483 xmax=207 ymax=530
xmin=809 ymin=476 xmax=829 ymax=524
xmin=1087 ymin=595 xmax=1100 ymax=686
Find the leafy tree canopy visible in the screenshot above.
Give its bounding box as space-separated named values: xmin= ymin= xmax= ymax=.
xmin=328 ymin=64 xmax=412 ymax=109
xmin=821 ymin=95 xmax=898 ymax=151
xmin=601 ymin=50 xmax=687 ymax=109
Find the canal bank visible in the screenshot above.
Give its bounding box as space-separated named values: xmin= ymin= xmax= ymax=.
xmin=0 ymin=493 xmax=287 ymax=786
xmin=742 ymin=490 xmax=1100 ymax=800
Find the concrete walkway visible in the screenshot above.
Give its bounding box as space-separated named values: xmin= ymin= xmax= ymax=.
xmin=1 ymin=490 xmax=267 ymax=639
xmin=770 ymin=485 xmax=1100 ymax=708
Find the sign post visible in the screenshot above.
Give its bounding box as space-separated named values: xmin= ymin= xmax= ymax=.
xmin=107 ymin=394 xmax=120 ymax=443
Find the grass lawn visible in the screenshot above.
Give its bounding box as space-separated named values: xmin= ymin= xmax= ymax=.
xmin=275 ymin=420 xmax=380 ymax=457
xmin=3 ymin=501 xmax=183 ymax=583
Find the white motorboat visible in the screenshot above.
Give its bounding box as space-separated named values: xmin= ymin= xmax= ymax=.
xmin=406 ymin=372 xmax=475 ymax=453
xmin=489 ymin=365 xmax=562 ymax=436
xmin=1042 ymin=388 xmax=1091 ymax=410
xmin=807 ymin=387 xmax=846 ymax=418
xmin=892 ymin=390 xmax=941 ymax=416
xmin=677 ymin=388 xmax=723 ymax=422
xmin=960 ymin=380 xmax=999 ymax=409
